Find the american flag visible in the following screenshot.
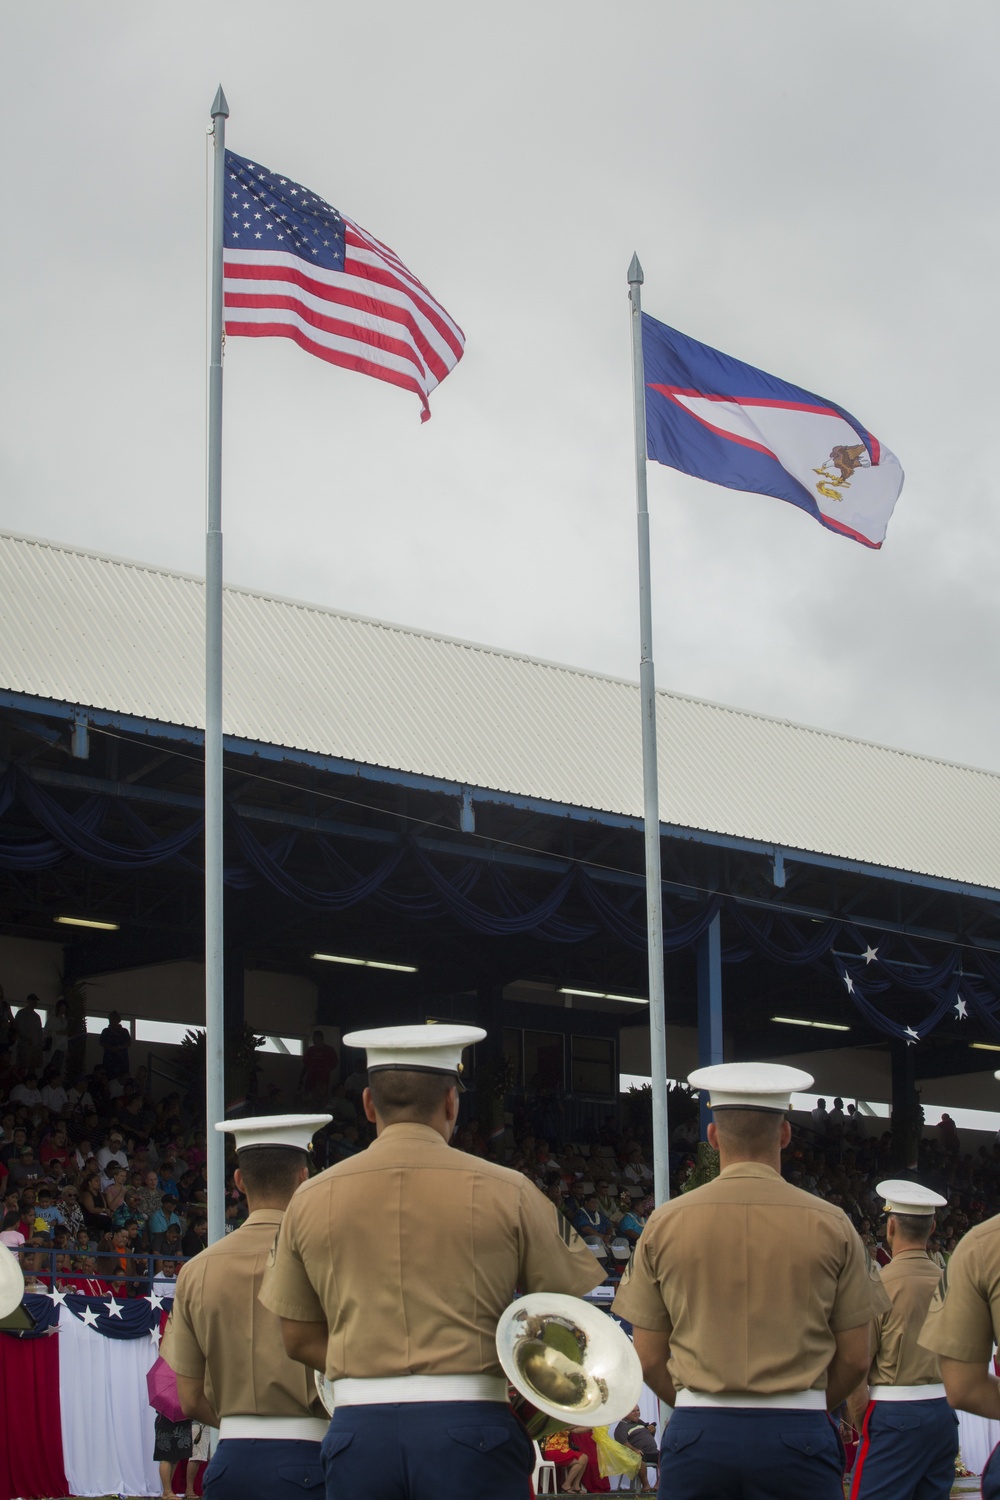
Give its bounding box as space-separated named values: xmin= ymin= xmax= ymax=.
xmin=222 ymin=150 xmax=464 ymax=421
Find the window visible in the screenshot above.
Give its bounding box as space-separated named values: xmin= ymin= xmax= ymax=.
xmin=524 ymin=1031 xmax=564 ymax=1091
xmin=571 ymin=1035 xmax=615 ymax=1098
xmin=131 ymin=1019 xmax=303 ymax=1055
xmin=502 ymin=1028 xmax=523 ymax=1089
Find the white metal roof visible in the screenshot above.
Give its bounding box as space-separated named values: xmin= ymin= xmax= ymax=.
xmin=0 ymin=528 xmax=997 ymax=894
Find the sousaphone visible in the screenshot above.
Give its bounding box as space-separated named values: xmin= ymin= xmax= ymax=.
xmin=496 ymin=1292 xmax=642 ymax=1440
xmin=314 ymin=1370 xmax=336 ymax=1416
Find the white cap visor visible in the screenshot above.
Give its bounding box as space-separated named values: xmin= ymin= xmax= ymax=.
xmin=876 ymin=1179 xmax=947 ymax=1216
xmin=344 ymin=1023 xmax=486 ymax=1089
xmin=214 ymin=1113 xmax=332 ymax=1153
xmin=687 ymin=1061 xmax=814 ymax=1113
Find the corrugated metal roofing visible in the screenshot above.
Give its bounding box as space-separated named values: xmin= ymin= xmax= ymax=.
xmin=0 ymin=528 xmax=997 ymax=893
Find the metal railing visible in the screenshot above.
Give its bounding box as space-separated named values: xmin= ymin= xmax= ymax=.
xmin=8 ymin=1241 xmax=195 ymax=1297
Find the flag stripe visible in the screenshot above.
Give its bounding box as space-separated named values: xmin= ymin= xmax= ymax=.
xmin=346 ymin=221 xmax=465 ymax=352
xmin=223 ymin=256 xmax=454 ymax=383
xmin=225 ymin=320 xmax=430 ymax=412
xmin=224 ymin=298 xmax=435 ymax=385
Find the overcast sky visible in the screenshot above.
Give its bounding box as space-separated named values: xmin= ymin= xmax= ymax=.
xmin=1 ymin=3 xmax=997 ymax=774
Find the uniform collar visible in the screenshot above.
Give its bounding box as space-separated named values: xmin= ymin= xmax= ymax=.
xmin=375 ymin=1122 xmax=450 ymax=1147
xmin=243 ymin=1208 xmax=285 ymax=1226
xmin=717 ymin=1162 xmax=783 ymax=1180
xmin=890 ymin=1247 xmax=932 ymax=1261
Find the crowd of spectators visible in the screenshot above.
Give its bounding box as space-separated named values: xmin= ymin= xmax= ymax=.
xmin=0 ymin=986 xmax=239 ymax=1298
xmin=4 ymin=976 xmax=1000 ymax=1308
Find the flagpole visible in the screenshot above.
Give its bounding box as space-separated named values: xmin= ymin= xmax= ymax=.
xmin=628 ymin=254 xmax=670 ymax=1206
xmin=205 ymin=84 xmax=229 ymax=1245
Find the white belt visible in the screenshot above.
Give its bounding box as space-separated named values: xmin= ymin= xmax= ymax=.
xmin=332 ymin=1375 xmax=508 ymax=1406
xmin=219 ymin=1416 xmax=329 ymax=1441
xmin=870 ymin=1384 xmax=947 ymax=1402
xmin=676 ymin=1390 xmax=826 ymax=1411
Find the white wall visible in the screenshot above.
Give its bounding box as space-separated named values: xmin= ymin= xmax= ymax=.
xmin=0 ymin=934 xmax=66 ymax=1006
xmin=619 ymin=1023 xmax=700 ymax=1078
xmin=79 ymin=960 xmax=318 ymax=1036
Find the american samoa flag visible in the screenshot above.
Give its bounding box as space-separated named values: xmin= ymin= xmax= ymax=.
xmin=223 ymin=150 xmax=464 ymax=421
xmin=642 ymin=314 xmax=904 ymax=549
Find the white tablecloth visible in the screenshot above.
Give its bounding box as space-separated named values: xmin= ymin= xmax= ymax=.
xmin=958 ymin=1408 xmax=1000 ymax=1475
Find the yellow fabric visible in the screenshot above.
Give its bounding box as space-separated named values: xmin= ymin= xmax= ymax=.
xmin=594 ymin=1424 xmax=641 ymax=1478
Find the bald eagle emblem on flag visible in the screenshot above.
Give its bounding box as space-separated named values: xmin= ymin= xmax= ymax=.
xmin=814 ymin=444 xmax=870 ymax=504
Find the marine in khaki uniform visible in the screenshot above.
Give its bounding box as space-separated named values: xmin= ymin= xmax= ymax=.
xmin=847 ymin=1180 xmax=956 ymax=1500
xmin=259 ymin=1024 xmax=604 ymax=1500
xmin=612 ymin=1062 xmax=890 ymax=1500
xmin=162 ymin=1113 xmax=331 ymax=1500
xmin=920 ymin=1069 xmax=1000 ymax=1500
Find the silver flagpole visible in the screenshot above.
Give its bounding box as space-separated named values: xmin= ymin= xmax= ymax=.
xmin=628 ymin=254 xmax=670 ymax=1206
xmin=205 ymin=84 xmax=229 ymax=1245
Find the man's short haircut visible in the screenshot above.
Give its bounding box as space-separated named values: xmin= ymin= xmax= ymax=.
xmin=368 ymin=1068 xmax=454 ymax=1124
xmin=236 ymin=1145 xmax=308 ymax=1200
xmin=712 ymin=1108 xmax=786 ymax=1154
xmin=889 ymin=1211 xmax=934 ymax=1243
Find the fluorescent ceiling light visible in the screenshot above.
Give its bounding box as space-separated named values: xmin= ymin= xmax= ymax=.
xmin=55 ymin=915 xmax=120 ymax=932
xmin=771 ymin=1015 xmax=850 ymax=1033
xmin=312 ymin=953 xmax=417 ymax=973
xmin=559 ymin=987 xmax=648 ymax=1005
xmin=970 ymin=1042 xmax=1000 ymax=1053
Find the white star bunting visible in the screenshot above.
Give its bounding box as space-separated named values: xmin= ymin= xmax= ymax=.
xmin=863 ymin=946 xmax=878 ymax=965
xmin=144 ymin=1291 xmax=164 ymax=1311
xmin=41 ymin=1286 xmax=68 ymax=1306
xmin=843 ymin=973 xmax=854 ymax=994
xmin=955 ymin=996 xmax=968 ymax=1020
xmin=904 ymin=1026 xmax=920 ymax=1045
xmin=79 ymin=1304 xmax=99 ymax=1329
xmin=104 ymin=1296 xmax=123 ymax=1319
xmin=149 ymin=1323 xmax=162 ymax=1348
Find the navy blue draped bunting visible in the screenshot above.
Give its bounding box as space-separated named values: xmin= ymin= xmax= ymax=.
xmin=0 ymin=765 xmax=995 ymax=1046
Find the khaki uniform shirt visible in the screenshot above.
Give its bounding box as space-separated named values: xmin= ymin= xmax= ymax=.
xmin=258 ymin=1122 xmax=603 ymax=1381
xmin=162 ymin=1209 xmax=323 ymax=1419
xmin=868 ymin=1249 xmax=943 ymax=1387
xmin=920 ymin=1214 xmax=1000 ymax=1365
xmin=611 ymin=1161 xmax=889 ymax=1395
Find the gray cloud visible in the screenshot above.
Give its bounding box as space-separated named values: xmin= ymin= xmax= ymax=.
xmin=1 ymin=2 xmax=996 ymax=771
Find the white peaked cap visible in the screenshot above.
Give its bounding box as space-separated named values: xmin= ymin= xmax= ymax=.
xmin=214 ymin=1113 xmax=332 ymax=1152
xmin=877 ymin=1179 xmax=948 ymax=1216
xmin=687 ymin=1061 xmax=814 ymax=1113
xmin=343 ymin=1023 xmax=486 ymax=1089
xmin=0 ymin=1242 xmax=25 ymax=1319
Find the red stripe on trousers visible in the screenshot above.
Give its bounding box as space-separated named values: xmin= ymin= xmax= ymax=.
xmin=850 ymin=1401 xmax=876 ymax=1500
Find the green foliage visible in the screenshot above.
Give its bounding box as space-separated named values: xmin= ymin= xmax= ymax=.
xmin=477 ymin=1051 xmax=516 ymax=1101
xmin=623 ymin=1081 xmax=652 ymax=1135
xmin=680 ymin=1140 xmax=721 ymax=1193
xmin=180 ymin=1024 xmax=265 ymax=1066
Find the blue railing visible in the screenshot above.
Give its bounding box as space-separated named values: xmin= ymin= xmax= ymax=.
xmin=8 ymin=1242 xmax=195 ymax=1296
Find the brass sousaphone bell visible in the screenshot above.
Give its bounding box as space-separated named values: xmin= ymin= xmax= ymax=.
xmin=496 ymin=1292 xmax=643 ymax=1441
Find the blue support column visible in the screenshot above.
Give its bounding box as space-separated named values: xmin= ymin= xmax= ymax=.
xmin=696 ymin=911 xmax=723 ymax=1141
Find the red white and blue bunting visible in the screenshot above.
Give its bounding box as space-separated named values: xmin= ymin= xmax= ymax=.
xmin=0 ymin=1294 xmax=173 ymax=1499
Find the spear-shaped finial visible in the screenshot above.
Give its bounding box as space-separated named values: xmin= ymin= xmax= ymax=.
xmin=211 ymin=85 xmax=229 ymax=119
xmin=627 ymin=253 xmax=643 ymax=286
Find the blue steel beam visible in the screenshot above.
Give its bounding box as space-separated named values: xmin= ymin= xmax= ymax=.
xmin=696 ymin=910 xmax=724 ymax=1140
